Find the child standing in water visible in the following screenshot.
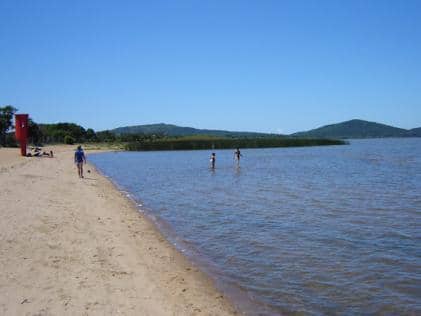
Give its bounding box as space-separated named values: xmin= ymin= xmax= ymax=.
xmin=234 ymin=148 xmax=242 ymax=166
xmin=210 ymin=152 xmax=216 ymax=169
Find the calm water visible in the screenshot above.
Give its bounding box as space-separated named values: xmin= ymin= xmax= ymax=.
xmin=90 ymin=138 xmax=421 ymax=315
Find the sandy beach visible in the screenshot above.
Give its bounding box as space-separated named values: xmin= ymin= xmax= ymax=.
xmin=0 ymin=146 xmax=237 ymax=315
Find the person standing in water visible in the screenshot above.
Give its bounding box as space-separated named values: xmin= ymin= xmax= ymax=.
xmin=234 ymin=148 xmax=242 ymax=166
xmin=74 ymin=145 xmax=86 ymax=178
xmin=210 ymin=152 xmax=216 ymax=169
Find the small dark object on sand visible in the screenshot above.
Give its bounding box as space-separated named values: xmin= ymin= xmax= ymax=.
xmin=87 ymin=170 xmax=91 ymax=173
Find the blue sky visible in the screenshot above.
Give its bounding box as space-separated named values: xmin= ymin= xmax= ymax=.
xmin=1 ymin=0 xmax=420 ymax=133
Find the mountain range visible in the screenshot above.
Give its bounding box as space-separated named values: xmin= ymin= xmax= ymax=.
xmin=110 ymin=120 xmax=421 ymax=139
xmin=111 ymin=123 xmax=276 ymax=138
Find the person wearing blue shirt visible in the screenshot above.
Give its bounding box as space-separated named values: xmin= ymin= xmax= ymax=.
xmin=74 ymin=145 xmax=86 ymax=178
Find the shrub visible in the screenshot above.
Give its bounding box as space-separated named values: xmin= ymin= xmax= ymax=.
xmin=5 ymin=133 xmax=18 ymax=147
xmin=64 ymin=135 xmax=75 ymax=145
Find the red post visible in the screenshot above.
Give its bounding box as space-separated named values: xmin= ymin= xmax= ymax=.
xmin=15 ymin=114 xmax=29 ymax=156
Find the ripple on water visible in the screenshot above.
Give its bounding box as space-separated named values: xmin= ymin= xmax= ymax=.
xmin=90 ymin=139 xmax=421 ymax=315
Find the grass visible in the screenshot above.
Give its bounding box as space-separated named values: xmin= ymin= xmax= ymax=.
xmin=123 ymin=136 xmax=346 ymax=151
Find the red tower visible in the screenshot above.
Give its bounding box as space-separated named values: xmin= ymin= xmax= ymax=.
xmin=15 ymin=114 xmax=29 ymax=156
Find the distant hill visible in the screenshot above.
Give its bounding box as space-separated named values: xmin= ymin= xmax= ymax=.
xmin=111 ymin=123 xmax=277 ymax=138
xmin=109 ymin=120 xmax=420 ymax=140
xmin=292 ymin=119 xmax=416 ymax=139
xmin=407 ymin=127 xmax=421 ymax=137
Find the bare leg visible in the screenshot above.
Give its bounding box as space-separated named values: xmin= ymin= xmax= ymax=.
xmin=77 ymin=163 xmax=83 ymax=178
xmin=80 ymin=163 xmax=84 ymax=178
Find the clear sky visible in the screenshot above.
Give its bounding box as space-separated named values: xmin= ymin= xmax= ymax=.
xmin=1 ymin=0 xmax=420 ymax=133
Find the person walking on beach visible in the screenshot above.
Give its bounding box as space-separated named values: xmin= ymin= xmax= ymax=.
xmin=74 ymin=145 xmax=86 ymax=178
xmin=210 ymin=152 xmax=216 ymax=169
xmin=234 ymin=148 xmax=242 ymax=166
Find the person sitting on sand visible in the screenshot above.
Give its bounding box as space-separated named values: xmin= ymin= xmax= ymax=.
xmin=74 ymin=145 xmax=86 ymax=178
xmin=32 ymin=147 xmax=42 ymax=157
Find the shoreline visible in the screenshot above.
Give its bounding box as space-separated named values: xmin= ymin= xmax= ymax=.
xmin=89 ymin=154 xmax=272 ymax=316
xmin=0 ymin=146 xmax=237 ymax=315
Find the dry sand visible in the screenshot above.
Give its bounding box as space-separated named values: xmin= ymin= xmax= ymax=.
xmin=0 ymin=146 xmax=238 ymax=315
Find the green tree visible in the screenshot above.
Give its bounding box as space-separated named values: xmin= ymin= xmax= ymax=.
xmin=0 ymin=105 xmax=18 ymax=147
xmin=85 ymin=128 xmax=97 ymax=142
xmin=39 ymin=122 xmax=87 ymax=143
xmin=64 ymin=135 xmax=75 ymax=145
xmin=96 ymin=130 xmax=116 ymax=142
xmin=28 ymin=118 xmax=43 ymax=146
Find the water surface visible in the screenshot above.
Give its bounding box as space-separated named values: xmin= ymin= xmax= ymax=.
xmin=90 ymin=138 xmax=421 ymax=315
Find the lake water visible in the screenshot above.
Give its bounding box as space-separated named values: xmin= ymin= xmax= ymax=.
xmin=90 ymin=138 xmax=421 ymax=315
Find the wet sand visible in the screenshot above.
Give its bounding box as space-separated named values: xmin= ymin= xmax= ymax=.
xmin=0 ymin=146 xmax=237 ymax=315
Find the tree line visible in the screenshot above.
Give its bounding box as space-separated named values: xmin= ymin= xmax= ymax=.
xmin=0 ymin=105 xmax=167 ymax=146
xmin=1 ymin=105 xmax=346 ymax=150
